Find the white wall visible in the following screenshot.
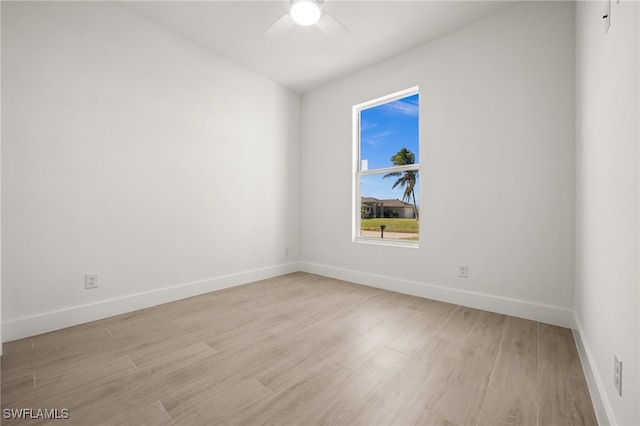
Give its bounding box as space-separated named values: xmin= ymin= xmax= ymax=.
xmin=575 ymin=1 xmax=639 ymax=425
xmin=300 ymin=2 xmax=576 ymax=325
xmin=1 ymin=1 xmax=301 ymax=340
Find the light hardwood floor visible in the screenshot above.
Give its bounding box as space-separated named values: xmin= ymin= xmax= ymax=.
xmin=1 ymin=272 xmax=597 ymax=425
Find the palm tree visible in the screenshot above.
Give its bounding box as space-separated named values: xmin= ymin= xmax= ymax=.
xmin=383 ymin=148 xmax=419 ymax=219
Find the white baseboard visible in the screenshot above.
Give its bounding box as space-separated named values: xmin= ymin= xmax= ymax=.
xmin=573 ymin=314 xmax=615 ymax=426
xmin=2 ymin=262 xmax=300 ymax=342
xmin=3 ymin=260 xmax=576 ymax=340
xmin=300 ymin=261 xmax=575 ymax=328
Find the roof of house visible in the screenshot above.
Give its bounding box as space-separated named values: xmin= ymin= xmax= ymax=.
xmin=361 ymin=197 xmax=413 ymax=208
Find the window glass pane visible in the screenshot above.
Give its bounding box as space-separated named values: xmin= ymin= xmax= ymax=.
xmin=360 ymin=93 xmax=419 ymax=171
xmin=360 ymin=172 xmax=419 ymax=241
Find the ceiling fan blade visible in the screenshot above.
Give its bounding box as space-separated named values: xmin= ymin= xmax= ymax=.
xmin=316 ymin=11 xmax=350 ymax=39
xmin=264 ymin=13 xmax=295 ymax=38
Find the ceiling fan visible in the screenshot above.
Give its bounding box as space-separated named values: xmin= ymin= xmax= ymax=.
xmin=264 ymin=0 xmax=350 ymax=39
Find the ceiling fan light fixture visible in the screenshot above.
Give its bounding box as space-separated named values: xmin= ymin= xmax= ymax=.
xmin=290 ymin=0 xmax=321 ymax=26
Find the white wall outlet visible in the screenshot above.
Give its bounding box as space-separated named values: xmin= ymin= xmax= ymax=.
xmin=284 ymin=247 xmax=289 ymax=256
xmin=85 ymin=273 xmax=98 ymax=289
xmin=458 ymin=264 xmax=468 ymax=278
xmin=614 ymin=354 xmax=622 ymax=396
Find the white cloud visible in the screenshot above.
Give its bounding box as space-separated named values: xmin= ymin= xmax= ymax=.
xmin=363 ymin=129 xmax=394 ymax=147
xmin=382 ymin=99 xmax=419 ymax=116
xmin=360 ymin=119 xmax=378 ymax=132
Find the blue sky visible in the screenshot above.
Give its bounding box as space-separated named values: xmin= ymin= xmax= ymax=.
xmin=360 ymin=93 xmax=419 ymax=203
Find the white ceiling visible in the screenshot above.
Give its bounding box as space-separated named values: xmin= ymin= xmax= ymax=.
xmin=118 ymin=1 xmax=517 ymax=93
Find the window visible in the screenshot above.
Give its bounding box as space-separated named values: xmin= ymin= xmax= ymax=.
xmin=353 ymin=87 xmax=419 ymax=245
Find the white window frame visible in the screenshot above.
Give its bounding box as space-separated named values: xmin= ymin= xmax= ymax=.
xmin=352 ymin=86 xmax=420 ymax=247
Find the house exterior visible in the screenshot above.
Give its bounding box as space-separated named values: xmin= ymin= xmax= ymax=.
xmin=361 ymin=197 xmax=417 ymax=219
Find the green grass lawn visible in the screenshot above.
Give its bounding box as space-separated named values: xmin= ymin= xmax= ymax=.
xmin=361 ymin=218 xmax=419 ymax=233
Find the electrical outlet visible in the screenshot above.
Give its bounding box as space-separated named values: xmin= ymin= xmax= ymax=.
xmin=284 ymin=247 xmax=289 ymax=256
xmin=614 ymin=354 xmax=622 ymax=396
xmin=458 ymin=264 xmax=468 ymax=278
xmin=85 ymin=273 xmax=98 ymax=289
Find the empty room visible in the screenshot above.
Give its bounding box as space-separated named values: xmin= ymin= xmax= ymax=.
xmin=0 ymin=0 xmax=638 ymax=425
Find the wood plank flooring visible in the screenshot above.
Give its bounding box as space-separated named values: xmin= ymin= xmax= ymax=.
xmin=1 ymin=272 xmax=597 ymax=425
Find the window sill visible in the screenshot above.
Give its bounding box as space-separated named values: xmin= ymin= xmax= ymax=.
xmin=353 ymin=237 xmax=419 ymax=248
